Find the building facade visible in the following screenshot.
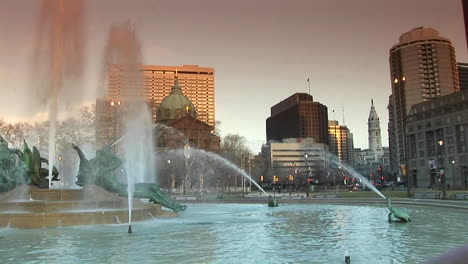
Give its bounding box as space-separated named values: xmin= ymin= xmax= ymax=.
xmin=459 ymin=62 xmax=468 ymax=91
xmin=266 ymin=93 xmax=329 ymax=144
xmin=406 ymin=90 xmax=468 ymax=189
xmin=97 ymin=64 xmax=215 ymax=148
xmin=262 ymin=138 xmax=329 ymax=184
xmin=353 ymin=147 xmax=390 ymax=181
xmin=328 ymin=120 xmax=354 ymax=166
xmin=107 ymin=64 xmax=215 ymax=126
xmin=388 ymin=27 xmax=460 ymax=178
xmin=155 ymin=76 xmax=220 ymax=152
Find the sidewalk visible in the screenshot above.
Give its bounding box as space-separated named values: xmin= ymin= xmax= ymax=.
xmin=182 ymin=191 xmax=468 ymax=210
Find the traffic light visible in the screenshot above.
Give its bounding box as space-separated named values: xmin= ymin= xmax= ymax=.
xmin=307 ymin=177 xmax=314 ymax=185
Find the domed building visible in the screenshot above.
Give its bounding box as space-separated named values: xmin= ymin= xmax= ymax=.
xmin=156 ymin=75 xmax=220 ymax=151
xmin=157 ymin=77 xmax=197 ymax=122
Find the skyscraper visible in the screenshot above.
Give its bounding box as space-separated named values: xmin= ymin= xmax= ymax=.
xmin=97 ymin=64 xmax=215 ymax=148
xmin=107 ymin=64 xmax=215 ymax=126
xmin=266 ymin=93 xmax=329 ymax=144
xmin=388 ymin=27 xmax=460 ymax=176
xmin=328 ymin=120 xmax=354 ymax=165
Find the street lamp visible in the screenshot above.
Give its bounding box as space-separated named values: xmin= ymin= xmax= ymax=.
xmin=304 ymin=153 xmax=309 ymax=196
xmin=289 ymin=162 xmax=296 ymax=195
xmin=110 ymin=100 xmax=121 ymax=148
xmin=438 ymin=140 xmax=447 ymax=199
xmin=393 ymin=76 xmax=411 ymax=196
xmin=57 ymin=156 xmax=63 ymax=187
xmin=183 ymin=144 xmax=190 ymax=194
xmin=166 ymin=159 xmax=172 ymax=192
xmin=451 ymin=160 xmax=456 ymax=188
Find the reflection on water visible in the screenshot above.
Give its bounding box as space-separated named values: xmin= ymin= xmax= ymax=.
xmin=0 ymin=203 xmax=466 ymax=264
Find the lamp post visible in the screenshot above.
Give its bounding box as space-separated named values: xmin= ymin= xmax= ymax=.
xmin=289 ymin=162 xmax=296 ymax=195
xmin=438 ymin=140 xmax=447 ymax=200
xmin=57 ymin=156 xmax=63 ymax=188
xmin=183 ymin=144 xmax=190 ymax=195
xmin=166 ymin=159 xmax=172 ymax=193
xmin=451 ymin=160 xmax=456 ymax=188
xmin=394 ymin=76 xmax=410 ymax=196
xmin=110 ymin=100 xmax=121 ymax=150
xmin=304 ymin=153 xmax=309 ymax=196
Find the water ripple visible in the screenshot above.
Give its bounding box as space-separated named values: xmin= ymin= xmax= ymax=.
xmin=0 ymin=203 xmax=466 ymax=264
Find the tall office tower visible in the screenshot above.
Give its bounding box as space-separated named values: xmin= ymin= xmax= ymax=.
xmin=368 ymin=99 xmax=384 ymax=159
xmin=107 ymin=64 xmax=215 ymax=126
xmin=266 ymin=93 xmax=329 ymax=144
xmin=458 ymin=63 xmax=468 ymax=90
xmin=328 ymin=120 xmax=354 ymax=165
xmin=388 ymin=27 xmax=460 ymax=176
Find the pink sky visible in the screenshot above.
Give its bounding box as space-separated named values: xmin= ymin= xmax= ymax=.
xmin=0 ymin=0 xmax=467 ymax=153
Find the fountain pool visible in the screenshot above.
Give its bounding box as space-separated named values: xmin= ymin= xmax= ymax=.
xmin=1 ymin=203 xmax=466 ymax=264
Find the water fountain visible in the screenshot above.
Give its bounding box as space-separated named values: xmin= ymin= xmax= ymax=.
xmin=0 ymin=0 xmax=183 ymax=229
xmin=101 ymin=20 xmax=153 ymax=233
xmin=326 ymin=153 xmax=410 ymax=222
xmin=30 ymin=0 xmax=86 ymax=189
xmin=155 ymin=137 xmax=278 ymax=207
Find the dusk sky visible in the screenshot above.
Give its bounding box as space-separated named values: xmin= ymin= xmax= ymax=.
xmin=0 ymin=0 xmax=467 ymax=153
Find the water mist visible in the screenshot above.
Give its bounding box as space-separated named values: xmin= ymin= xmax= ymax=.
xmin=102 ymin=21 xmax=155 ymax=232
xmin=31 ymin=0 xmax=86 ymax=188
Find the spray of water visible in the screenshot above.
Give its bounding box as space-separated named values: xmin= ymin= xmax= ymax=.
xmin=157 ymin=134 xmax=385 ymax=200
xmin=102 ymin=21 xmax=155 ymax=230
xmin=326 ymin=153 xmax=386 ymax=199
xmin=30 ymin=0 xmax=86 ymax=188
xmin=163 ymin=147 xmax=269 ymax=197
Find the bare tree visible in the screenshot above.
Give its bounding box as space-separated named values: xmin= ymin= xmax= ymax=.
xmin=0 ymin=120 xmax=32 ymax=149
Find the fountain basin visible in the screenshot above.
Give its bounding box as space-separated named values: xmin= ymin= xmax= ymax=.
xmin=0 ymin=185 xmax=176 ymax=229
xmin=1 ymin=203 xmax=467 ymax=264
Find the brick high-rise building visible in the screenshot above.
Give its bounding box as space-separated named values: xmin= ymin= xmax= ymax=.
xmin=107 ymin=64 xmax=215 ymax=126
xmin=97 ymin=64 xmax=215 ymax=147
xmin=388 ymin=27 xmax=460 ymax=177
xmin=266 ymin=93 xmax=329 ymax=145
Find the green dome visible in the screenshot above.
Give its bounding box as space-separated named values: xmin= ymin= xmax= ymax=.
xmin=157 ymin=78 xmax=197 ymax=122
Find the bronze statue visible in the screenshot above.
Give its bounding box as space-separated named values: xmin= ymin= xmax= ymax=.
xmin=0 ymin=137 xmax=58 ymax=191
xmin=387 ymin=198 xmax=411 ymax=222
xmin=72 ymin=144 xmax=186 ymax=212
xmin=267 ymin=195 xmax=279 ymax=207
